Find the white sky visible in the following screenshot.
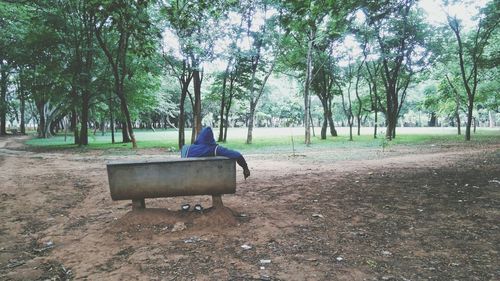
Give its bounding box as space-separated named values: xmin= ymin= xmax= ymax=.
xmin=419 ymin=0 xmax=491 ymax=29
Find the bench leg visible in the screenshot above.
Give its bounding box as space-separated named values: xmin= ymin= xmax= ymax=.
xmin=212 ymin=195 xmax=224 ymax=209
xmin=132 ymin=198 xmax=145 ymax=210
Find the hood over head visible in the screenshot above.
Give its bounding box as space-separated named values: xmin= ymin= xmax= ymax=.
xmin=194 ymin=127 xmax=216 ymax=145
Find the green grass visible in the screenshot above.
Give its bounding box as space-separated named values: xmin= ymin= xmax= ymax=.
xmin=24 ymin=127 xmax=499 ymax=154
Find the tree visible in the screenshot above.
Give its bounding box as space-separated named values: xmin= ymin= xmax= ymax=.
xmin=214 ymin=4 xmax=245 ymax=142
xmin=279 ymin=0 xmax=357 ymax=144
xmin=51 ymin=0 xmax=99 ymax=145
xmin=444 ymin=73 xmax=465 ymax=134
xmin=446 ymin=0 xmax=499 ymax=140
xmin=239 ymin=0 xmax=284 ymax=144
xmin=311 ymin=43 xmax=338 ymax=139
xmin=93 ymin=0 xmax=155 ymax=148
xmin=161 ymin=0 xmax=229 ymax=143
xmin=0 ymin=1 xmax=30 ymax=135
xmin=354 ymin=43 xmax=367 ymax=136
xmin=337 ymin=55 xmax=355 ymax=141
xmin=364 ymin=56 xmax=382 ymax=138
xmin=162 ymin=51 xmax=193 ymax=149
xmin=363 ymin=0 xmax=431 ymax=140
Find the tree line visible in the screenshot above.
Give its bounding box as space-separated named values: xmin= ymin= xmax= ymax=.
xmin=0 ymin=0 xmax=498 ymax=148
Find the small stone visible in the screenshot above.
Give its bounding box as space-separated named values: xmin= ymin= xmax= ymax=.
xmin=184 ymin=237 xmax=199 ymax=243
xmin=241 ymin=244 xmax=252 ymax=250
xmin=381 ymin=250 xmax=392 ymax=256
xmin=172 ymin=222 xmax=187 ymax=232
xmin=336 ymin=256 xmax=344 ymax=262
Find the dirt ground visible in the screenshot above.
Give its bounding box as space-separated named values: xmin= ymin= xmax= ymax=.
xmin=0 ymin=135 xmax=499 ymax=281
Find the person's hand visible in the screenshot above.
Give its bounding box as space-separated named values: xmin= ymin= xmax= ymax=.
xmin=243 ymin=168 xmax=250 ymax=179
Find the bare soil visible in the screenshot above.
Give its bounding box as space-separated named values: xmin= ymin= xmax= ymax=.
xmin=0 ymin=135 xmax=499 ymax=281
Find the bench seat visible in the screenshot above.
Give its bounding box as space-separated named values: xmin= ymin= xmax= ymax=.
xmin=106 ymin=157 xmax=236 ymax=209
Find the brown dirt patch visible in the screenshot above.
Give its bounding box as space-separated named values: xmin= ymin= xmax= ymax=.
xmin=0 ymin=135 xmax=499 ymax=280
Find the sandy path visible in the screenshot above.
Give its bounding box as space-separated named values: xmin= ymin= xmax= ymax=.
xmin=0 ymin=136 xmax=498 ymax=280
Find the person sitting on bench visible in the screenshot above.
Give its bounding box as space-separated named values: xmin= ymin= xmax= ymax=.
xmin=181 ymin=127 xmax=250 ymax=180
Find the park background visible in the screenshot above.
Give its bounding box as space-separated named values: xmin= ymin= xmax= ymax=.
xmin=0 ymin=0 xmax=498 ymax=150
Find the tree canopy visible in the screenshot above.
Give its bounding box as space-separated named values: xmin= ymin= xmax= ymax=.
xmin=0 ymin=0 xmax=498 ymax=146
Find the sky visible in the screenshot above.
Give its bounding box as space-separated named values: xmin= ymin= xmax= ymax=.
xmin=419 ymin=0 xmax=491 ymax=29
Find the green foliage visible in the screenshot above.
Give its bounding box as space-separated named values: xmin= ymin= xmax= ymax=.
xmin=1 ymin=0 xmax=498 ymax=144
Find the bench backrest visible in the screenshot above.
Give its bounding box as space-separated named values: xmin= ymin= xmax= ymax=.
xmin=106 ymin=157 xmax=236 ymax=200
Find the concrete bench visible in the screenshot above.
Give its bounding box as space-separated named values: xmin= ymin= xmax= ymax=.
xmin=106 ymin=157 xmax=236 ymax=210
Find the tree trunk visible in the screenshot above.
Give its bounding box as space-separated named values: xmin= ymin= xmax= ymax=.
xmin=121 ymin=96 xmax=136 ymax=147
xmin=121 ymin=123 xmax=130 ymax=143
xmin=218 ymin=78 xmax=227 ymax=142
xmin=192 ymin=69 xmax=202 ymax=141
xmin=321 ymin=115 xmax=327 ymax=140
xmin=113 ymin=73 xmax=135 ymax=147
xmin=320 ymin=99 xmax=328 ymax=139
xmin=109 ymin=96 xmax=115 ymax=144
xmin=429 ymin=112 xmax=437 ymax=127
xmin=356 ymin=115 xmax=361 ymax=136
xmin=38 ymin=103 xmax=46 ymax=138
xmin=79 ymin=24 xmax=93 ymax=146
xmin=465 ymin=100 xmax=473 ymax=141
xmin=246 ymin=102 xmax=256 ymax=144
xmin=20 ymin=89 xmax=25 ymax=134
xmin=80 ymin=93 xmax=89 ymax=145
xmin=223 ymin=79 xmax=235 ymax=142
xmin=309 ymin=109 xmax=315 ymax=137
xmin=328 ymin=111 xmax=337 ymax=137
xmin=71 ymin=109 xmax=79 ymax=144
xmin=0 ymin=65 xmax=7 ymax=136
xmin=218 ymin=61 xmax=232 ymax=142
xmin=178 ymin=86 xmax=187 ymax=149
xmin=385 ymin=85 xmax=398 ymax=140
xmin=349 ymin=119 xmax=353 ymax=141
xmin=304 ymin=28 xmax=315 ymax=145
xmin=355 ymin=62 xmax=364 ymax=136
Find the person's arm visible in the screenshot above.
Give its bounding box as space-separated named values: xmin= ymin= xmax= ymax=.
xmin=216 ymin=146 xmax=250 ymax=179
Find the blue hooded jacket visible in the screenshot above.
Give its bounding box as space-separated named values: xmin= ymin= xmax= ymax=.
xmin=181 ymin=127 xmax=247 ymax=169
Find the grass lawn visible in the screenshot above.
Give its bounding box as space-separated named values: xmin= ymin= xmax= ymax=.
xmin=24 ymin=126 xmax=499 ymax=154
